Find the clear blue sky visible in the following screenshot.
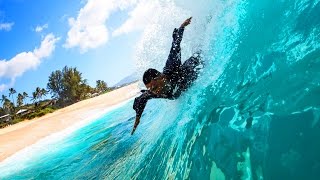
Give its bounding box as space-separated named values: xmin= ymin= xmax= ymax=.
xmin=0 ymin=0 xmax=144 ymax=100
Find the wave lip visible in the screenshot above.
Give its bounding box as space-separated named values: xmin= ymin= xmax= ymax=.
xmin=1 ymin=0 xmax=320 ymax=179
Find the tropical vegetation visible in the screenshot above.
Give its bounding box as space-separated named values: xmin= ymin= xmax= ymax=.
xmin=0 ymin=66 xmax=111 ymax=128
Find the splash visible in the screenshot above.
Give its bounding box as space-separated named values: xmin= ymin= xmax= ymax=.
xmin=1 ymin=0 xmax=320 ymax=179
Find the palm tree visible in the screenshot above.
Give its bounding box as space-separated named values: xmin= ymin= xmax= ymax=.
xmin=8 ymin=88 xmax=16 ymax=106
xmin=23 ymin=92 xmax=28 ymax=98
xmin=17 ymin=93 xmax=24 ymax=107
xmin=31 ymin=91 xmax=38 ymax=103
xmin=36 ymin=87 xmax=41 ymax=99
xmin=3 ymin=99 xmax=13 ymax=114
xmin=0 ymin=95 xmax=7 ymax=103
xmin=40 ymin=88 xmax=48 ymax=101
xmin=96 ymin=80 xmax=108 ymax=93
xmin=31 ymin=87 xmax=43 ymax=108
xmin=0 ymin=107 xmax=4 ymax=115
xmin=31 ymin=91 xmax=39 ymax=110
xmin=22 ymin=92 xmax=29 ymax=105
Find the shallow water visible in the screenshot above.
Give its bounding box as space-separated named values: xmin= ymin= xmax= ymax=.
xmin=1 ymin=0 xmax=320 ymax=179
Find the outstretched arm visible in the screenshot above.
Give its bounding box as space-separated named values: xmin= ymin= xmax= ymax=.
xmin=131 ymin=92 xmax=153 ymax=135
xmin=163 ymin=17 xmax=192 ymax=74
xmin=131 ymin=91 xmax=168 ymax=135
xmin=131 ymin=115 xmax=141 ymax=135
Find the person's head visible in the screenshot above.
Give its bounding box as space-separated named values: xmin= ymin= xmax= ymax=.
xmin=143 ymin=68 xmax=169 ymax=95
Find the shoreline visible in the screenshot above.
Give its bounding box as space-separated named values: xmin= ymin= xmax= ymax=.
xmin=0 ymin=82 xmax=140 ymax=162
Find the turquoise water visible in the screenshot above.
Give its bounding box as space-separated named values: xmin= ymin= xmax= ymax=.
xmin=1 ymin=0 xmax=320 ymax=179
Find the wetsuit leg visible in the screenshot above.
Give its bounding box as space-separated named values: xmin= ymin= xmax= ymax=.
xmin=180 ymin=52 xmax=203 ymax=89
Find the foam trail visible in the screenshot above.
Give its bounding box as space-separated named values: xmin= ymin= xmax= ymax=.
xmin=0 ymin=97 xmax=134 ymax=176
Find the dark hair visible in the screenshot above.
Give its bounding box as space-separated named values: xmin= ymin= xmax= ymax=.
xmin=143 ymin=68 xmax=161 ymax=85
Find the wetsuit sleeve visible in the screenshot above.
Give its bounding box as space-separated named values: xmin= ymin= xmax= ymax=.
xmin=133 ymin=91 xmax=169 ymax=117
xmin=172 ymin=27 xmax=184 ymax=46
xmin=133 ymin=92 xmax=151 ymax=118
xmin=163 ymin=27 xmax=185 ymax=75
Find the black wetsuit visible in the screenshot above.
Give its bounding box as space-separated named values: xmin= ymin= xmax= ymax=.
xmin=133 ymin=26 xmax=202 ymax=118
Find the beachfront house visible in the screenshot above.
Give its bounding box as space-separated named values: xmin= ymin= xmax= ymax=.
xmin=0 ymin=114 xmax=11 ymax=123
xmin=16 ymin=109 xmax=29 ymax=116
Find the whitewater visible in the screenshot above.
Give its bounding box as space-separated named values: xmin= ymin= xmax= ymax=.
xmin=0 ymin=0 xmax=319 ymax=179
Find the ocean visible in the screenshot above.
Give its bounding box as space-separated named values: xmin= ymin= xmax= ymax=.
xmin=0 ymin=0 xmax=319 ymax=179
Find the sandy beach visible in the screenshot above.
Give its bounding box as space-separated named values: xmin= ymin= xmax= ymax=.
xmin=0 ymin=82 xmax=140 ymax=162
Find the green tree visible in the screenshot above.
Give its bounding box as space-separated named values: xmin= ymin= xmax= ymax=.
xmin=17 ymin=93 xmax=24 ymax=107
xmin=31 ymin=89 xmax=41 ymax=111
xmin=23 ymin=92 xmax=28 ymax=98
xmin=39 ymin=88 xmax=48 ymax=101
xmin=47 ymin=66 xmax=90 ymax=105
xmin=0 ymin=95 xmax=7 ymax=103
xmin=47 ymin=70 xmax=63 ymax=99
xmin=62 ymin=66 xmax=81 ymax=102
xmin=32 ymin=87 xmax=41 ymax=101
xmin=0 ymin=107 xmax=4 ymax=116
xmin=41 ymin=88 xmax=47 ymax=96
xmin=78 ymin=82 xmax=92 ymax=100
xmin=31 ymin=91 xmax=38 ymax=103
xmin=96 ymin=80 xmax=108 ymax=93
xmin=3 ymin=99 xmax=13 ymax=114
xmin=8 ymin=88 xmax=16 ymax=106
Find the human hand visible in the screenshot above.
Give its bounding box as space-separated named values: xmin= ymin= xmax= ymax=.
xmin=131 ymin=116 xmax=140 ymax=135
xmin=180 ymin=17 xmax=192 ymax=28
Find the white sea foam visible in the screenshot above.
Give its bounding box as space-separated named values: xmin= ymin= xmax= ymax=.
xmin=0 ymin=97 xmax=135 ymax=176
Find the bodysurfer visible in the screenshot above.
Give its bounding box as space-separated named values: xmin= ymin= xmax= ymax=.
xmin=131 ymin=17 xmax=202 ymax=135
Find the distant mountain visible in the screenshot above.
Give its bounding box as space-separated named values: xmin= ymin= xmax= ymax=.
xmin=113 ymin=72 xmax=139 ymax=87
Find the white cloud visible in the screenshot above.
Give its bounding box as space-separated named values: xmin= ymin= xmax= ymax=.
xmin=0 ymin=34 xmax=59 ymax=92
xmin=0 ymin=80 xmax=14 ymax=92
xmin=0 ymin=22 xmax=14 ymax=31
xmin=0 ymin=84 xmax=7 ymax=92
xmin=64 ymin=0 xmax=115 ymax=53
xmin=64 ymin=0 xmax=138 ymax=53
xmin=35 ymin=24 xmax=48 ymax=33
xmin=112 ymin=1 xmax=160 ymax=37
xmin=64 ymin=0 xmax=187 ymax=53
